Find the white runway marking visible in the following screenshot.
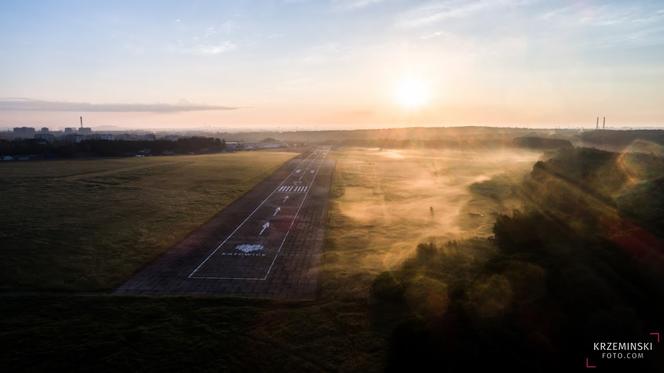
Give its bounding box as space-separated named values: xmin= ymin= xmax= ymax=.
xmin=187 ymin=147 xmax=330 ymax=281
xmin=187 ymin=150 xmax=320 ymax=279
xmin=273 ymin=206 xmax=281 ymax=216
xmin=235 ymin=244 xmax=264 ymax=253
xmin=259 ymin=221 xmax=270 ymax=235
xmin=221 ymin=252 xmax=266 ymax=257
xmin=262 ymin=149 xmax=327 ymax=280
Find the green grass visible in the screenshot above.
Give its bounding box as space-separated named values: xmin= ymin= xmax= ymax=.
xmin=0 ymin=147 xmax=542 ymax=372
xmin=0 ymin=152 xmax=296 ymax=291
xmin=0 ymin=295 xmax=387 ymax=372
xmin=319 ymin=147 xmax=539 ymax=301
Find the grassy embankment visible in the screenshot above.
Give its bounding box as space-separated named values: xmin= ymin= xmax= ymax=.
xmin=372 ymin=148 xmax=664 ymax=371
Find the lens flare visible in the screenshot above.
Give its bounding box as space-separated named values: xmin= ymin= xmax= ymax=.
xmin=393 ymin=77 xmax=431 ymax=110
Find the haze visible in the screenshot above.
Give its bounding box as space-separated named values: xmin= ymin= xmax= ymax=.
xmin=1 ymin=0 xmax=663 ymax=129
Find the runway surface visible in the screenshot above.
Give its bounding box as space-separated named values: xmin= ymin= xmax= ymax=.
xmin=115 ymin=147 xmax=334 ymax=299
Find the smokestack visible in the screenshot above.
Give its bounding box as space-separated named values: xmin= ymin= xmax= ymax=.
xmin=596 ymin=117 xmax=599 ymax=129
xmin=603 ymin=116 xmax=605 ymax=129
xmin=80 ymin=116 xmax=83 ymax=128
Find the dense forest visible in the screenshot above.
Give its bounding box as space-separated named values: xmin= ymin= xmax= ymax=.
xmin=0 ymin=137 xmax=226 ymax=158
xmin=374 ymin=147 xmax=664 ymax=371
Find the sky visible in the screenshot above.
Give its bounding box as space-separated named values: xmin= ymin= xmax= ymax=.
xmin=1 ymin=0 xmax=663 ymax=130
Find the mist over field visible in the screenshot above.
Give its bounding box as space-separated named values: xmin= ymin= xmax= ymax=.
xmin=2 ymin=0 xmax=664 ymax=371
xmin=1 ymin=128 xmax=663 ymax=371
xmin=322 ymin=147 xmax=541 ymax=297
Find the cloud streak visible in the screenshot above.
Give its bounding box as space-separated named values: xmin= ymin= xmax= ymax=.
xmin=191 ymin=41 xmax=237 ymax=55
xmin=0 ymin=98 xmax=237 ymax=113
xmin=333 ymin=0 xmax=383 ymax=10
xmin=398 ymin=0 xmax=535 ymax=28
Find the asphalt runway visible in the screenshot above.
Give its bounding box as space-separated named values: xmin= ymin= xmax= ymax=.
xmin=115 ymin=147 xmax=334 ymax=299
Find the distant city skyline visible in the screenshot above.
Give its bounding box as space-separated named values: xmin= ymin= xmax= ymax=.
xmin=1 ymin=0 xmax=663 ymax=129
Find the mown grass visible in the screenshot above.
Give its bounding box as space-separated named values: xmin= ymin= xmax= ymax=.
xmin=319 ymin=147 xmax=540 ymax=301
xmin=0 ymin=147 xmax=542 ymax=372
xmin=0 ymin=152 xmax=296 ymax=291
xmin=0 ymin=295 xmax=387 ymax=372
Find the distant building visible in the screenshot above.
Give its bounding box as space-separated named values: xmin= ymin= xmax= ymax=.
xmin=76 ymin=116 xmax=92 ymax=134
xmin=39 ymin=127 xmax=49 ymax=133
xmin=64 ymin=127 xmax=77 ymax=134
xmin=92 ymin=133 xmax=114 ymax=140
xmin=114 ymin=133 xmax=156 ymax=141
xmin=35 ymin=133 xmax=56 ymax=142
xmin=12 ymin=127 xmax=35 ymax=138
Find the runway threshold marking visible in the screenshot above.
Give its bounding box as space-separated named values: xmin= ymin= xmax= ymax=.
xmin=189 ymin=148 xmax=328 ymax=281
xmin=277 ymin=185 xmax=310 ymax=193
xmin=187 ymin=150 xmax=321 ymax=279
xmin=262 ymin=150 xmax=327 ymax=280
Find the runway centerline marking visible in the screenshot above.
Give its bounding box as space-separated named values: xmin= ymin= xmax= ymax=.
xmin=189 ymin=147 xmax=328 ymax=281
xmin=187 ymin=150 xmax=321 ymax=279
xmin=261 ymin=149 xmax=327 ymax=280
xmin=259 ymin=221 xmax=270 ymax=235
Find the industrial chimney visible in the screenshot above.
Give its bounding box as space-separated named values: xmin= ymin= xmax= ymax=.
xmin=80 ymin=116 xmax=83 ymax=128
xmin=602 ymin=116 xmax=606 ymax=129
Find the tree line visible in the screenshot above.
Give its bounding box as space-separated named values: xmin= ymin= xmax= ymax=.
xmin=0 ymin=137 xmax=226 ymax=158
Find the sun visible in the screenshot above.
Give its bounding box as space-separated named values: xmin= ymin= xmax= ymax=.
xmin=393 ymin=77 xmax=431 ymax=110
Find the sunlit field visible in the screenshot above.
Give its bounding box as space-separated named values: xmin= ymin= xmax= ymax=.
xmin=321 ymin=147 xmax=541 ymax=299
xmin=1 ymin=144 xmax=663 ymax=372
xmin=0 ymin=151 xmax=296 ymax=291
xmin=2 ymin=0 xmax=664 ymax=370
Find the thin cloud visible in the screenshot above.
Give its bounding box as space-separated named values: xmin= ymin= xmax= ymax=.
xmin=537 ymin=3 xmax=664 ymax=48
xmin=172 ymin=41 xmax=236 ymax=55
xmin=0 ymin=98 xmax=237 ymax=113
xmin=398 ymin=0 xmax=535 ymax=28
xmin=398 ymin=0 xmax=491 ymax=28
xmin=191 ymin=41 xmax=237 ymax=55
xmin=334 ymin=0 xmax=383 ymax=10
xmin=419 ymin=30 xmax=450 ymax=40
xmin=540 ymin=3 xmax=664 ymax=27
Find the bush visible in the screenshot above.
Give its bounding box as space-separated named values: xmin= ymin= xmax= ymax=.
xmin=371 ymin=272 xmax=405 ymax=302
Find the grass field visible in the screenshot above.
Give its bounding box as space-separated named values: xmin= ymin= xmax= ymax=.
xmin=0 ymin=295 xmax=386 ymax=372
xmin=0 ymin=151 xmax=296 ymax=291
xmin=320 ymin=147 xmax=540 ymax=300
xmin=0 ymin=147 xmax=544 ymax=372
